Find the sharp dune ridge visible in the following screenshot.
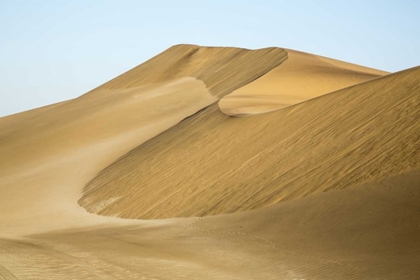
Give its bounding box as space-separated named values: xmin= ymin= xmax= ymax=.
xmin=1 ymin=44 xmax=420 ymax=279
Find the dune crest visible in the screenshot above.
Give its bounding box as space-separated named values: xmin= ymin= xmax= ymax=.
xmin=91 ymin=44 xmax=288 ymax=97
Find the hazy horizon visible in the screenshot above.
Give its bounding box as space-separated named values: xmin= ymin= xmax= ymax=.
xmin=1 ymin=0 xmax=419 ymax=117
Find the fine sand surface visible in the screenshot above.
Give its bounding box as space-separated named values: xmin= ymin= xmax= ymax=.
xmin=0 ymin=45 xmax=419 ymax=279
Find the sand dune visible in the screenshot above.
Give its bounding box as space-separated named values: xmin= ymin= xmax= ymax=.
xmin=219 ymin=49 xmax=387 ymax=115
xmin=0 ymin=44 xmax=419 ymax=279
xmin=80 ymin=66 xmax=420 ymax=219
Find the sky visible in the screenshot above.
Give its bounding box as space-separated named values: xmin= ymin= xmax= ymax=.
xmin=1 ymin=0 xmax=419 ymax=117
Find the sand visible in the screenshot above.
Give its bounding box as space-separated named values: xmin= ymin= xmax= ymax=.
xmin=0 ymin=44 xmax=419 ymax=279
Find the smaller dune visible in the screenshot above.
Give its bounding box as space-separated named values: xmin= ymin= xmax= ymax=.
xmin=219 ymin=49 xmax=387 ymax=115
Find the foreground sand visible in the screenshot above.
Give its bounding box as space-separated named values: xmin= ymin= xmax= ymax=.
xmin=1 ymin=171 xmax=419 ymax=279
xmin=0 ymin=45 xmax=419 ymax=279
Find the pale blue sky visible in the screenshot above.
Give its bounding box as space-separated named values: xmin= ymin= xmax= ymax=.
xmin=1 ymin=0 xmax=419 ymax=117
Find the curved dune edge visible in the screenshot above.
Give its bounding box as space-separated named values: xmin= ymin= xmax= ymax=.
xmin=218 ymin=94 xmax=305 ymax=116
xmin=219 ymin=49 xmax=388 ymax=116
xmin=80 ymin=66 xmax=420 ymax=219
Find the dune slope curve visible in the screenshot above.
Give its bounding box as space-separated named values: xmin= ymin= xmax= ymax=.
xmin=80 ymin=66 xmax=420 ymax=219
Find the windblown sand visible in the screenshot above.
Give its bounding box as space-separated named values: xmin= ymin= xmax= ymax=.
xmin=0 ymin=45 xmax=419 ymax=279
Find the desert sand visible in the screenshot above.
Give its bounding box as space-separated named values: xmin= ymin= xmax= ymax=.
xmin=0 ymin=45 xmax=419 ymax=279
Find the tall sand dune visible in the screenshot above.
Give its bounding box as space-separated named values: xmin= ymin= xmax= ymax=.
xmin=0 ymin=44 xmax=419 ymax=279
xmin=80 ymin=66 xmax=420 ymax=219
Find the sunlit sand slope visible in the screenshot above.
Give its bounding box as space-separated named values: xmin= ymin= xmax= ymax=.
xmin=80 ymin=66 xmax=420 ymax=219
xmin=2 ymin=171 xmax=419 ymax=279
xmin=219 ymin=49 xmax=387 ymax=115
xmin=92 ymin=44 xmax=288 ymax=97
